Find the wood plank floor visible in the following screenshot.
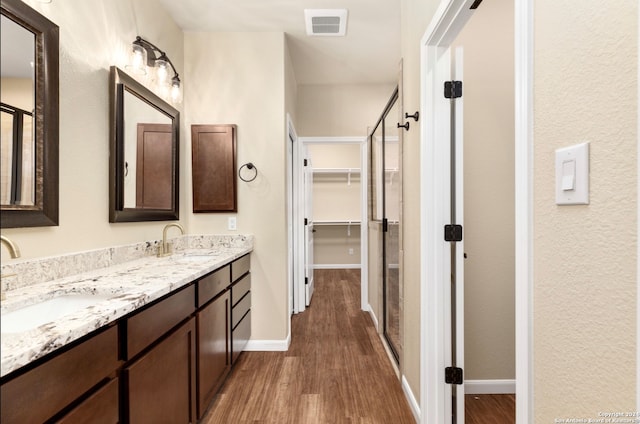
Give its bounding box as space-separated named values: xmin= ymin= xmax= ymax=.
xmin=201 ymin=269 xmax=515 ymax=423
xmin=201 ymin=269 xmax=416 ymax=424
xmin=465 ymin=394 xmax=516 ymax=424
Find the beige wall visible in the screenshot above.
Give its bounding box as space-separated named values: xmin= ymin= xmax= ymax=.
xmin=534 ymin=0 xmax=637 ymax=420
xmin=1 ymin=0 xmax=185 ymax=263
xmin=453 ymin=0 xmax=515 ymax=381
xmin=184 ymin=32 xmax=289 ymax=341
xmin=297 ymin=84 xmax=395 ymax=137
xmin=400 ymin=0 xmax=441 ymax=401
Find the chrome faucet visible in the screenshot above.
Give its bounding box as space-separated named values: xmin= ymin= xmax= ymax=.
xmin=1 ymin=236 xmax=20 ymax=301
xmin=158 ymin=223 xmax=185 ymax=257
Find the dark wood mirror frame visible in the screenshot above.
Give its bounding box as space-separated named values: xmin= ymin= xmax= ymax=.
xmin=109 ymin=66 xmax=179 ymax=222
xmin=0 ymin=0 xmax=59 ymax=228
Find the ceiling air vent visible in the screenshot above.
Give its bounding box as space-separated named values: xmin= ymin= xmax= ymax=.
xmin=304 ymin=9 xmax=348 ymax=36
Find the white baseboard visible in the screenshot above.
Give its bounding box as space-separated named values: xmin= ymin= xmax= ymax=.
xmin=244 ymin=333 xmax=291 ymax=351
xmin=313 ymin=264 xmax=361 ymax=269
xmin=465 ymin=379 xmax=516 ymax=394
xmin=367 ymin=304 xmax=379 ymax=331
xmin=402 ymin=375 xmax=421 ymax=423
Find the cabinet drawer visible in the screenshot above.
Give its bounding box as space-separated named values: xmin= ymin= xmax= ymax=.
xmin=1 ymin=325 xmax=119 ymax=424
xmin=231 ymin=291 xmax=251 ymax=330
xmin=198 ymin=265 xmax=230 ymax=306
xmin=231 ymin=311 xmax=251 ymax=364
xmin=57 ymin=378 xmax=119 ymax=424
xmin=127 ymin=284 xmax=195 ymax=359
xmin=231 ymin=254 xmax=250 ymax=282
xmin=231 ymin=273 xmax=250 ymax=306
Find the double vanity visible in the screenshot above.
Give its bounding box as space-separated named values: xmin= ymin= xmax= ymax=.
xmin=0 ymin=234 xmax=253 ymax=423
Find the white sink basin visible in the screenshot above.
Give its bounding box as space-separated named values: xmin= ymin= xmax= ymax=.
xmin=1 ymin=294 xmax=111 ymax=334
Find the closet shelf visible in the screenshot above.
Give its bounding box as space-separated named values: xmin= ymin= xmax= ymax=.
xmin=313 ymin=168 xmax=361 ymax=174
xmin=313 ymin=168 xmax=361 ymax=185
xmin=313 ymin=220 xmax=361 ymax=226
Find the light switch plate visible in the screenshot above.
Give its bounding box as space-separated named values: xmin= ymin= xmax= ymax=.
xmin=228 ymin=216 xmax=237 ymax=230
xmin=555 ymin=142 xmax=589 ymax=205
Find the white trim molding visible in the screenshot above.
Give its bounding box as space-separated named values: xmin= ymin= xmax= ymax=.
xmin=244 ymin=333 xmax=291 ymax=352
xmin=402 ymin=375 xmax=421 ymax=423
xmin=367 ymin=305 xmax=379 ymax=331
xmin=514 ymin=0 xmax=534 ymax=422
xmin=419 ymin=1 xmax=475 ymax=423
xmin=465 ymin=379 xmax=516 ymax=395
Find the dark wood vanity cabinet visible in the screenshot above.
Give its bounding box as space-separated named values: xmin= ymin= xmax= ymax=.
xmin=0 ymin=253 xmax=251 ymax=424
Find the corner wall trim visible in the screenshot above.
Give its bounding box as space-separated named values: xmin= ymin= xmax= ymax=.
xmin=465 ymin=379 xmax=516 ymax=395
xmin=402 ymin=375 xmax=421 ymax=422
xmin=244 ymin=333 xmax=291 ymax=352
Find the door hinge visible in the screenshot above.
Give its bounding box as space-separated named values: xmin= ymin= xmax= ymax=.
xmin=305 ymin=277 xmax=308 ymax=285
xmin=444 ymin=81 xmax=462 ymax=99
xmin=304 ymin=218 xmax=308 ymax=226
xmin=444 ymin=224 xmax=463 ymax=242
xmin=445 ymin=367 xmax=464 ymax=385
xmin=470 ymin=0 xmax=483 ymax=9
xmin=303 ymin=159 xmax=308 ymax=166
xmin=382 ymin=218 xmax=388 ymax=232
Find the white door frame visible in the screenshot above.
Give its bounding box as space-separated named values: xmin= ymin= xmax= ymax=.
xmin=287 ymin=114 xmax=295 ymax=318
xmin=419 ymin=1 xmax=533 ymax=423
xmin=289 ymin=115 xmax=307 ymax=315
xmin=299 ymin=136 xmax=369 ymax=312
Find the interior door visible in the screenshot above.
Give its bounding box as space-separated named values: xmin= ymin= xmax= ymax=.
xmin=445 ymin=47 xmax=465 ymax=424
xmin=304 ymin=155 xmax=315 ymax=305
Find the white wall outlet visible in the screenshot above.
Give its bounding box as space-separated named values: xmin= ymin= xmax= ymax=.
xmin=228 ymin=217 xmax=237 ymax=230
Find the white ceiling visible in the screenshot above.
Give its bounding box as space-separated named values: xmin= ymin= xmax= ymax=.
xmin=157 ymin=0 xmax=401 ymax=85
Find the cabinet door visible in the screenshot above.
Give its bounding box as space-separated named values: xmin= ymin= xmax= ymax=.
xmin=191 ymin=124 xmax=237 ymax=212
xmin=196 ymin=290 xmax=230 ymax=419
xmin=125 ymin=318 xmax=196 ymax=424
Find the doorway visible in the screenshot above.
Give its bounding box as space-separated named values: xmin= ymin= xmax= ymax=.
xmin=293 ymin=136 xmax=369 ymax=315
xmin=419 ymin=0 xmax=532 ymax=423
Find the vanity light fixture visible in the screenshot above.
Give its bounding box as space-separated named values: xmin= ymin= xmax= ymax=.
xmin=126 ymin=36 xmax=182 ymax=104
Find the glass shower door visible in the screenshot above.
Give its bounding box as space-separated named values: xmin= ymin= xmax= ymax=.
xmin=368 ymin=87 xmax=401 ymax=363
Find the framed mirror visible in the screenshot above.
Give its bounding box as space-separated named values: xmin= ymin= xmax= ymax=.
xmin=1 ymin=0 xmax=59 ymax=228
xmin=109 ymin=66 xmax=179 ymax=222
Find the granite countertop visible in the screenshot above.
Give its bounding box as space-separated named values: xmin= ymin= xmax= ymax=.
xmin=1 ymin=244 xmax=252 ymax=378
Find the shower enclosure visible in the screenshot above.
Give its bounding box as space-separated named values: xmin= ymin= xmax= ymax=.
xmin=368 ymin=87 xmax=402 ymax=363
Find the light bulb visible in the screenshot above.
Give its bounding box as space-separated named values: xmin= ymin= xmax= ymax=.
xmin=126 ymin=41 xmax=147 ymax=75
xmin=155 ymin=57 xmax=169 ymax=85
xmin=171 ymin=78 xmax=182 ymax=104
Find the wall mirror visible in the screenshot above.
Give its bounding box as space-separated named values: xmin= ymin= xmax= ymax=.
xmin=1 ymin=0 xmax=59 ymax=228
xmin=109 ymin=66 xmax=179 ymax=222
